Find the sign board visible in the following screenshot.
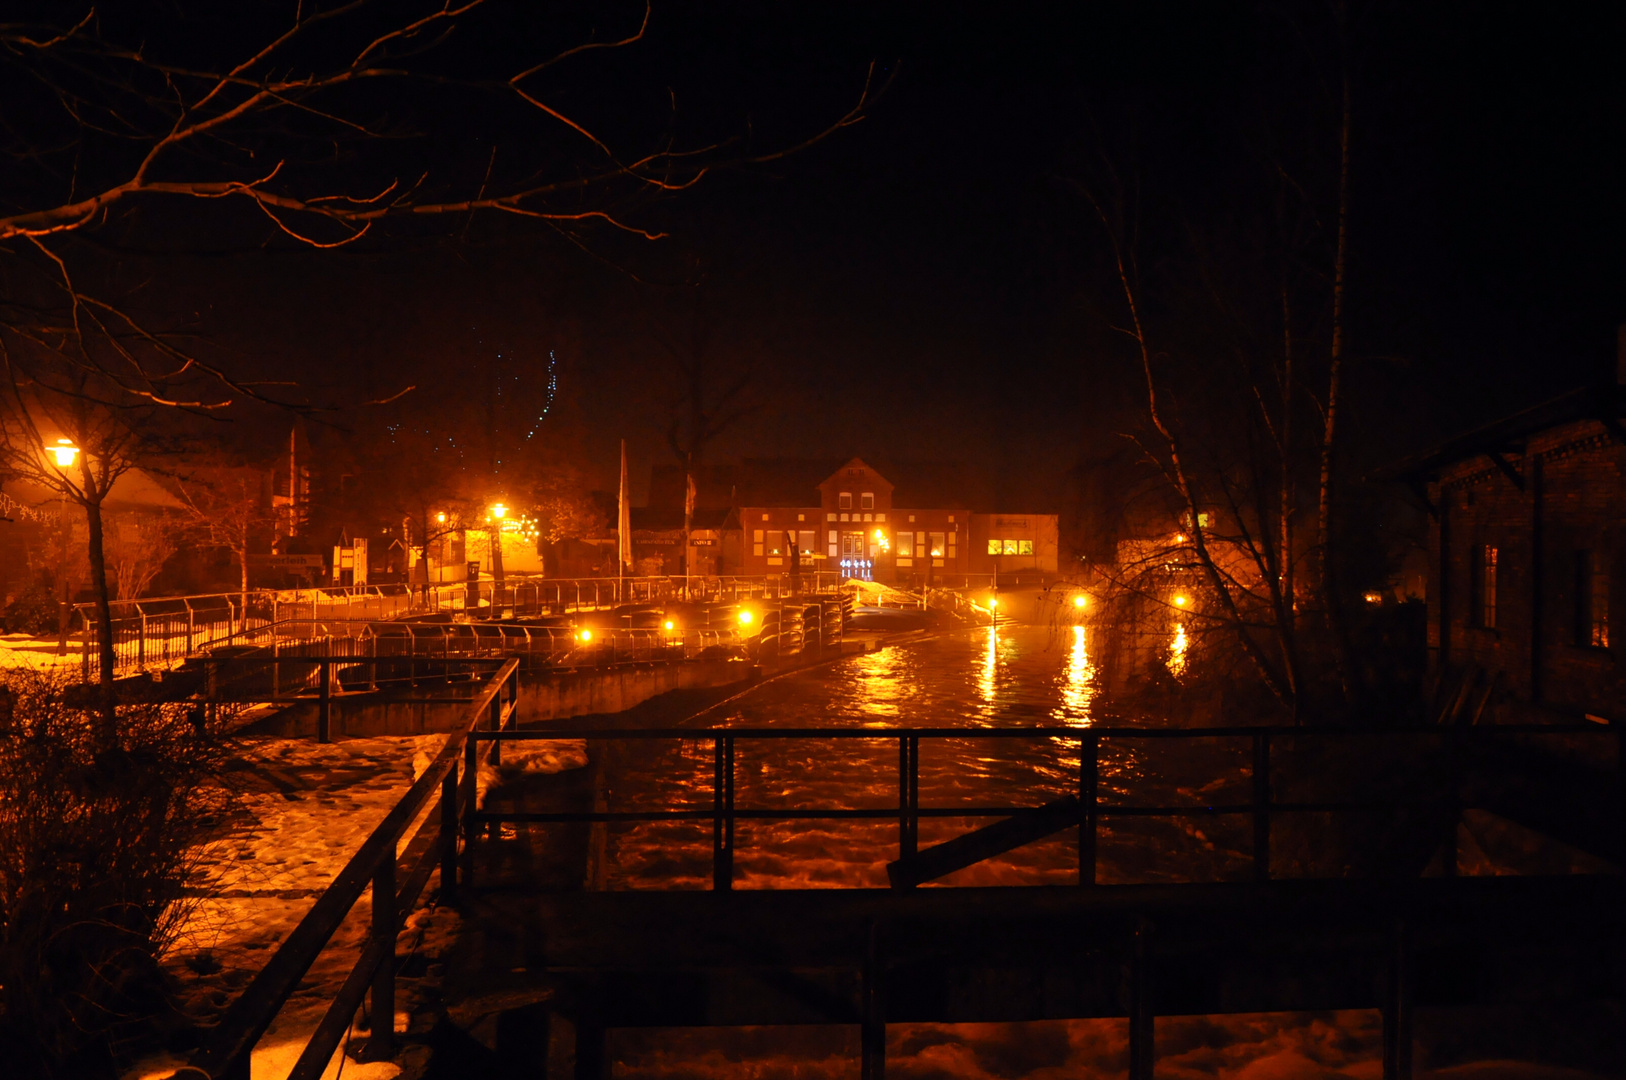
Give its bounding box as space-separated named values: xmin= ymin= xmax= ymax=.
xmin=691 ymin=538 xmax=716 ymax=546
xmin=249 ymin=554 xmax=325 ymax=570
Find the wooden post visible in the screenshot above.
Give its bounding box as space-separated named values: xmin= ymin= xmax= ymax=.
xmin=462 ymin=735 xmax=479 ymax=887
xmin=489 ymin=684 xmax=504 ymax=763
xmin=318 ymin=659 xmax=332 ymax=744
xmin=1128 ymin=917 xmax=1154 ymax=1080
xmin=1080 ymin=733 xmax=1098 ymax=885
xmin=1252 ymin=732 xmax=1271 ymax=881
xmin=861 ymin=920 xmax=885 ymax=1080
xmin=368 ymin=854 xmax=396 ymax=1060
xmin=139 ymin=611 xmax=147 ymax=668
xmin=441 ymin=764 xmax=459 ymax=903
xmin=1382 ymin=919 xmax=1412 ymax=1080
xmin=713 ymin=735 xmax=735 ymax=891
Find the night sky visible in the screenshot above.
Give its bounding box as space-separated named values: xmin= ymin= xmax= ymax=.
xmin=118 ymin=2 xmax=1626 ymax=508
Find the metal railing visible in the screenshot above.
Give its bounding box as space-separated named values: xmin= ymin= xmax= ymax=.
xmin=186 ymin=659 xmax=520 ymax=1080
xmin=468 ymin=723 xmax=1624 ymax=891
xmin=71 ymin=573 xmax=845 ymax=681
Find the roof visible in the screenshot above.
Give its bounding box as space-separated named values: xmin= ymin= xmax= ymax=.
xmin=1371 ymin=385 xmax=1626 ymax=483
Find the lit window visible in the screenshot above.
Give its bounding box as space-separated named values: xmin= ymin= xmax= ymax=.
xmin=798 ymin=530 xmax=816 ymax=555
xmin=861 ymin=492 xmax=874 ymax=510
xmin=1197 ymin=512 xmax=1211 ymax=528
xmin=766 ymin=532 xmax=784 ymax=557
xmin=1576 ymin=550 xmax=1609 ymax=648
xmin=1019 ymin=539 xmax=1034 ymax=555
xmin=1477 ymin=545 xmax=1497 ymax=629
xmin=988 ymin=539 xmax=1002 ymax=555
xmin=929 ymin=532 xmax=946 ymax=558
xmin=752 ymin=529 xmax=764 ymax=558
xmin=1003 ymin=539 xmax=1019 ymax=555
xmin=839 ymin=492 xmax=852 ymax=510
xmin=898 ymin=532 xmax=915 ymax=558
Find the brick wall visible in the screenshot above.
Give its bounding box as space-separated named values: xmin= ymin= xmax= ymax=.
xmin=1431 ymin=418 xmax=1626 ymax=718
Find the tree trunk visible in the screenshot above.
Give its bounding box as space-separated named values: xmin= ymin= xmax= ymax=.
xmin=239 ymin=543 xmax=250 ymax=633
xmin=1317 ymin=64 xmax=1357 ymax=710
xmin=81 ymin=492 xmax=117 ymax=723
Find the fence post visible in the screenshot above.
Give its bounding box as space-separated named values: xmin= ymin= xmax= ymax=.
xmin=318 ymin=659 xmax=332 ymax=744
xmin=897 ymin=735 xmax=919 ymax=864
xmin=138 ymin=611 xmax=147 ymax=669
xmin=186 ymin=602 xmax=195 ymax=655
xmin=1128 ymin=916 xmax=1154 ymax=1080
xmin=1252 ymin=732 xmax=1271 ymax=881
xmin=713 ymin=735 xmax=735 ymax=891
xmin=1080 ymin=733 xmax=1099 ymax=885
xmin=367 ymin=853 xmax=396 ymax=1060
xmin=462 ymin=734 xmax=479 ymax=887
xmin=441 ymin=763 xmax=459 ymax=902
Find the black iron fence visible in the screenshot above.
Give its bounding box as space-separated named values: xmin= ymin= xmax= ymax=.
xmin=71 ymin=573 xmax=846 ymax=682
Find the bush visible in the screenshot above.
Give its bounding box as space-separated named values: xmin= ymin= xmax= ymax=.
xmin=1 ymin=585 xmax=60 ymax=636
xmin=0 ymin=671 xmax=231 ymax=1078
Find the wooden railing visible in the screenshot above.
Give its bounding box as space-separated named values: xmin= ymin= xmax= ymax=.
xmin=185 ymin=659 xmax=520 ymax=1080
xmin=467 ymin=722 xmax=1624 ymax=891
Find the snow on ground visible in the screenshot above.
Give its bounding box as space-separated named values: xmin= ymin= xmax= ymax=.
xmin=124 ymin=732 xmax=460 ymax=1080
xmin=0 ymin=631 xmax=79 ymax=670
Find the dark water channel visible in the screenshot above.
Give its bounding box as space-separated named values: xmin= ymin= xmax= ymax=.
xmin=600 ymin=623 xmax=1256 ymax=891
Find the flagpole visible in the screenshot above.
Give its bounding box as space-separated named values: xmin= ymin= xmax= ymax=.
xmin=618 ymin=438 xmax=630 ymax=606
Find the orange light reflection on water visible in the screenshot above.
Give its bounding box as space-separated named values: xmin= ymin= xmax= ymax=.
xmin=1168 ymin=622 xmax=1189 ymax=677
xmin=978 ymin=625 xmax=1000 ymax=704
xmin=1052 ymin=624 xmax=1097 ymax=725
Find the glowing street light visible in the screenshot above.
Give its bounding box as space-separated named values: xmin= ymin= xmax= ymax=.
xmin=436 ymin=512 xmax=447 ymax=524
xmin=490 ymin=503 xmax=507 ymax=520
xmin=988 ymin=596 xmax=999 ymax=610
xmin=1073 ymin=594 xmax=1087 ymax=610
xmin=578 ymin=629 xmax=593 ymax=643
xmin=1173 ymin=594 xmax=1189 ymax=608
xmin=738 ymin=609 xmax=754 ymax=625
xmin=47 ymin=438 xmax=79 ymax=469
xmin=664 ymin=620 xmax=676 ymax=631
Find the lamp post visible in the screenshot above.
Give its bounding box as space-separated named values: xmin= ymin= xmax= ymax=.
xmin=46 ymin=439 xmax=80 ymax=655
xmin=488 ymin=503 xmax=507 ymax=619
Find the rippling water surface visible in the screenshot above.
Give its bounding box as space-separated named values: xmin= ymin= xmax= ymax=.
xmin=602 ymin=623 xmax=1255 ymax=890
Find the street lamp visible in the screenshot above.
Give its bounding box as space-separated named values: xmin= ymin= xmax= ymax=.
xmin=47 ymin=438 xmax=79 ymax=469
xmin=1073 ymin=594 xmax=1087 ymax=610
xmin=490 ymin=503 xmax=507 ymax=520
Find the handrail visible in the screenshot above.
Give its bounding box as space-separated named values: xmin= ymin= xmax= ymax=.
xmin=466 ymin=721 xmax=1623 ymax=893
xmin=187 ymin=658 xmax=520 ymax=1080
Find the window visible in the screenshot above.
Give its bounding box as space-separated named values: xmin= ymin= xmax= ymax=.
xmin=929 ymin=532 xmax=946 ymax=558
xmin=766 ymin=532 xmax=785 ymax=557
xmin=797 ymin=530 xmax=816 ymax=556
xmin=752 ymin=529 xmax=764 ymax=558
xmin=1476 ymin=544 xmax=1498 ymax=629
xmin=1576 ymin=550 xmax=1609 ymax=647
xmin=839 ymin=492 xmax=852 ymax=510
xmin=861 ymin=492 xmax=874 ymax=510
xmin=898 ymin=532 xmax=915 ymax=558
xmin=828 ymin=530 xmax=838 ymax=557
xmin=988 ymin=539 xmax=1002 ymax=555
xmin=1019 ymin=539 xmax=1034 ymax=555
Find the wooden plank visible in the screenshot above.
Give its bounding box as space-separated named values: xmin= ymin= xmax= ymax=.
xmin=886 ymin=795 xmax=1082 ymax=888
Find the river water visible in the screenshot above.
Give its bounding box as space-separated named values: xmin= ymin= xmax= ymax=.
xmin=587 ymin=623 xmax=1618 ymax=1078
xmin=602 ymin=622 xmax=1255 ymax=891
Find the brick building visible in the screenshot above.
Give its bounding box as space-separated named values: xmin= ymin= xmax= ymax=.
xmin=634 ymin=457 xmax=1059 ymax=584
xmin=1382 ymin=382 xmax=1626 ymax=721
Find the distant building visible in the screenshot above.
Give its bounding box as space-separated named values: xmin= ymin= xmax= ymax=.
xmin=1380 ymin=368 xmax=1626 ymax=721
